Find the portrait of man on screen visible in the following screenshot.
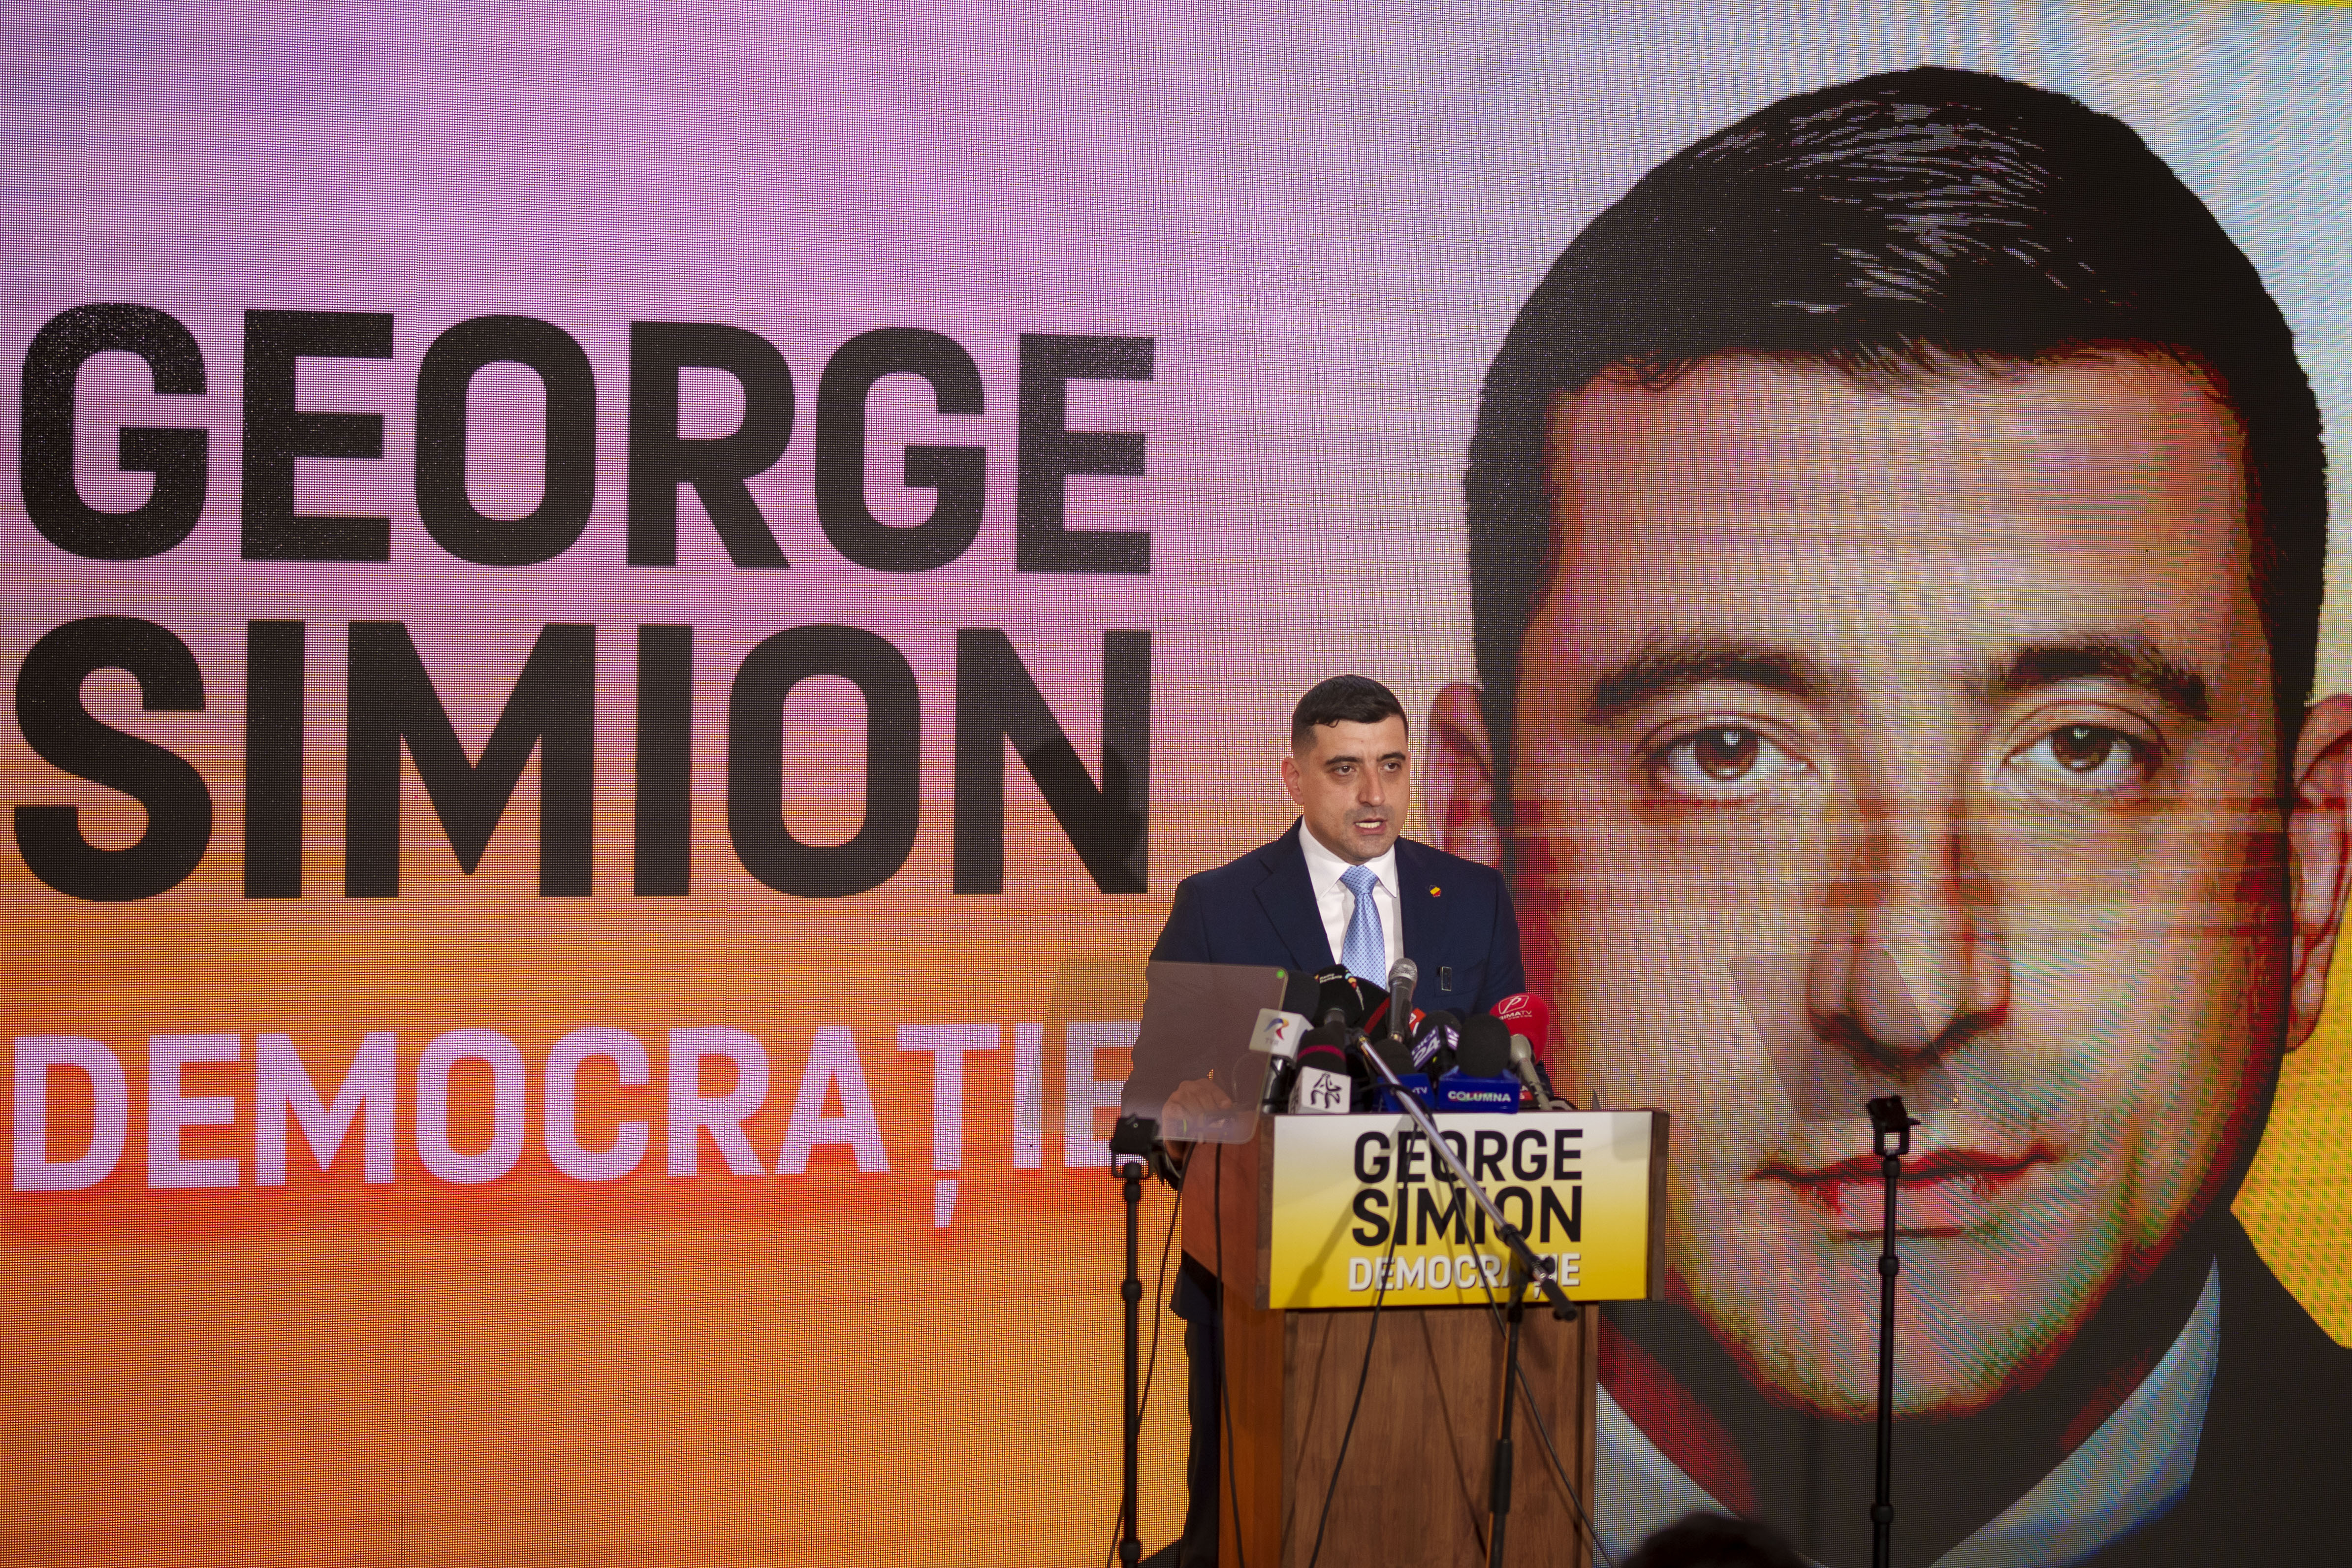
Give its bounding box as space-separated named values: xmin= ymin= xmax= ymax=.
xmin=1425 ymin=66 xmax=2352 ymax=1566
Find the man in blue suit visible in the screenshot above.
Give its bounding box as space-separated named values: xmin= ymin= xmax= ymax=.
xmin=1144 ymin=673 xmax=1526 ymax=1568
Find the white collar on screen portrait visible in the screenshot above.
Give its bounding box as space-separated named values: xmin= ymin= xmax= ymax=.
xmin=1297 ymin=823 xmax=1402 ymax=978
xmin=1594 ymin=1262 xmax=2221 ymax=1568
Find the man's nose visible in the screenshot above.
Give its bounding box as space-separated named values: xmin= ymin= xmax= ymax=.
xmin=1808 ymin=790 xmax=2010 ymax=1063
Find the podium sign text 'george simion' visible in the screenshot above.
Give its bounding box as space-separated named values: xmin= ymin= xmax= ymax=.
xmin=1262 ymin=1110 xmax=1667 ymax=1309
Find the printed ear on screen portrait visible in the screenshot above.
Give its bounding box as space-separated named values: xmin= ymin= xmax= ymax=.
xmin=2288 ymin=693 xmax=2352 ymax=1050
xmin=1426 ymin=682 xmax=1501 ymax=869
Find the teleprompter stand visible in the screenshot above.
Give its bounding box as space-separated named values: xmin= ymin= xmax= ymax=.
xmin=1110 ymin=1113 xmax=1173 ymax=1568
xmin=1864 ymin=1095 xmax=1918 ymax=1568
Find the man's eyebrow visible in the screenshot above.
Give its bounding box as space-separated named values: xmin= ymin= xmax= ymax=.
xmin=1979 ymin=637 xmax=2211 ymax=720
xmin=1584 ymin=636 xmax=1834 ymax=725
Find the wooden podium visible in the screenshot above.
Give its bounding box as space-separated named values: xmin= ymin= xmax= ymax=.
xmin=1181 ymin=1108 xmax=1666 ymax=1568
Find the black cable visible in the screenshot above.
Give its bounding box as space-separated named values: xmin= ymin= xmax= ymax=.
xmin=1304 ymin=1173 xmax=1406 ymax=1568
xmin=1107 ymin=1172 xmax=1185 ymax=1568
xmin=1213 ymin=1152 xmax=1249 ymax=1568
xmin=1514 ymin=1353 xmax=1614 ymax=1568
xmin=1459 ymin=1202 xmax=1615 ymax=1568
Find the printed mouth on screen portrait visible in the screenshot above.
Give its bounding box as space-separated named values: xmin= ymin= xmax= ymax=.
xmin=1753 ymin=1146 xmax=2055 ymax=1236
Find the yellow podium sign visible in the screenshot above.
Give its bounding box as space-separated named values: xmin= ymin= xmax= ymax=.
xmin=1261 ymin=1110 xmax=1667 ymax=1309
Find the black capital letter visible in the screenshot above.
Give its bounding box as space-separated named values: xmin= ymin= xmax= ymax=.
xmin=246 ymin=620 xmax=306 ymax=897
xmin=728 ymin=626 xmax=918 ymax=897
xmin=346 ymin=623 xmax=595 ymax=896
xmin=242 ymin=310 xmax=395 ymax=561
xmin=1016 ymin=333 xmax=1151 ymax=573
xmin=13 ymin=616 xmax=212 ymax=900
xmin=814 ymin=327 xmax=985 ymax=572
xmin=954 ymin=628 xmax=1149 ymax=894
xmin=636 ymin=625 xmax=694 ymax=896
xmin=415 ymin=315 xmax=597 ymax=566
xmin=627 ymin=322 xmax=793 ymax=568
xmin=20 ymin=304 xmax=209 ymax=560
xmin=1540 ymin=1185 xmax=1582 ymax=1245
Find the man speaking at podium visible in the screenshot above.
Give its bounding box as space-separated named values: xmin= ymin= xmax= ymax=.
xmin=1146 ymin=673 xmax=1526 ymax=1567
xmin=1421 ymin=67 xmax=2352 ymax=1567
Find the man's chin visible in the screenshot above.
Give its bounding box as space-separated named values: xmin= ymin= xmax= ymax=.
xmin=1671 ymin=1238 xmax=2102 ymax=1422
xmin=1307 ymin=819 xmax=1398 ymax=864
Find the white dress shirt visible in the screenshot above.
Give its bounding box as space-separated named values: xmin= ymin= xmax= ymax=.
xmin=1298 ymin=824 xmax=1402 ymax=979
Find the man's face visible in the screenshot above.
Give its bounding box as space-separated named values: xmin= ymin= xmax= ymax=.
xmin=1285 ymin=716 xmax=1411 ymax=864
xmin=1505 ymin=354 xmax=2290 ymax=1418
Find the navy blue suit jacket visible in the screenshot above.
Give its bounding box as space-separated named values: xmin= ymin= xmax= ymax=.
xmin=1152 ymin=821 xmax=1526 ymax=1329
xmin=1148 ymin=821 xmax=1526 ymax=1014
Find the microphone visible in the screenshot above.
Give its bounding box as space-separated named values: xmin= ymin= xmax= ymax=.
xmin=1282 ymin=969 xmax=1325 ymax=1020
xmin=1314 ymin=968 xmax=1385 ymax=1035
xmin=1490 ymin=992 xmax=1559 ymax=1110
xmin=1313 ymin=967 xmax=1391 ymax=1109
xmin=1409 ymin=1009 xmax=1460 ymax=1077
xmin=1435 ymin=1015 xmax=1520 ymax=1112
xmin=1367 ymin=1035 xmax=1427 ymax=1113
xmin=1289 ymin=1028 xmax=1353 ymax=1115
xmin=1386 ymin=958 xmax=1419 ymax=1043
xmin=1456 ymin=1015 xmax=1510 ymax=1078
xmin=1491 ymin=992 xmax=1550 ymax=1061
xmin=1253 ymin=1006 xmax=1313 ymax=1113
xmin=1508 ymin=1033 xmax=1558 ymax=1112
xmin=1369 ymin=1037 xmax=1417 ymax=1081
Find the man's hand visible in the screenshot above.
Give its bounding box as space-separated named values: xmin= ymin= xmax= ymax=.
xmin=1160 ymin=1075 xmax=1242 ymax=1144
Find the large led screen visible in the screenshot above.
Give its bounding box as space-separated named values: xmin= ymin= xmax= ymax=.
xmin=6 ymin=3 xmax=2349 ymax=1564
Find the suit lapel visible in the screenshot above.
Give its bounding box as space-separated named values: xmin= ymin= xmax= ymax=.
xmin=1395 ymin=838 xmax=1453 ymax=967
xmin=1254 ymin=822 xmax=1335 ymax=973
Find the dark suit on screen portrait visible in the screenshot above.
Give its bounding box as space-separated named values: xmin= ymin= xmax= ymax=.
xmin=2095 ymin=1217 xmax=2352 ymax=1566
xmin=1596 ymin=1215 xmax=2352 ymax=1567
xmin=1144 ymin=820 xmax=1528 ymax=1565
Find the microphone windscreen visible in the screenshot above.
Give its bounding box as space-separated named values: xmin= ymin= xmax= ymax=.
xmin=1315 ymin=971 xmax=1383 ymax=1030
xmin=1294 ymin=1038 xmax=1349 ymax=1074
xmin=1456 ymin=1015 xmax=1512 ymax=1079
xmin=1282 ymin=969 xmax=1323 ymax=1019
xmin=1370 ymin=1038 xmax=1416 ymax=1081
xmin=1335 ymin=973 xmax=1383 ymax=1034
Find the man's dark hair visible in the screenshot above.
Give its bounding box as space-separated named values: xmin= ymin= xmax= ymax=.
xmin=1622 ymin=1510 xmax=1807 ymax=1568
xmin=1291 ymin=674 xmax=1408 ymax=747
xmin=1465 ymin=65 xmax=2327 ymax=820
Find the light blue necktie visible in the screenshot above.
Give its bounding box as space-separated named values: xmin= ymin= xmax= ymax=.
xmin=1338 ymin=863 xmax=1386 ymax=980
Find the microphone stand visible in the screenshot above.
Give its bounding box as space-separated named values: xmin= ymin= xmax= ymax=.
xmin=1108 ymin=1114 xmax=1167 ymax=1568
xmin=1359 ymin=1050 xmax=1578 ymax=1567
xmin=1864 ymin=1095 xmax=1918 ymax=1568
xmin=1488 ymin=1250 xmax=1540 ymax=1568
